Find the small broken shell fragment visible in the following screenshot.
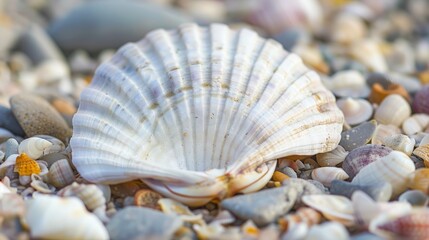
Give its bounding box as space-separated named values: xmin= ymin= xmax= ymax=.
xmin=302 ymin=195 xmax=354 ymax=226
xmin=412 ymin=144 xmax=429 ymax=167
xmin=134 ymin=189 xmax=162 ymax=209
xmin=402 ymin=114 xmax=429 ymax=135
xmin=241 ymin=220 xmax=260 ymax=238
xmin=158 ymin=198 xmax=203 ymax=223
xmin=371 ymin=124 xmax=401 ymax=145
xmin=18 ymin=137 xmax=52 ymax=160
xmin=14 ymin=153 xmax=41 ymax=176
xmin=368 ymin=83 xmax=410 ymax=105
xmin=339 ymin=120 xmax=377 ymax=151
xmin=280 ymin=207 xmax=321 ymax=231
xmin=316 ymin=146 xmax=348 ymax=167
xmin=34 ymin=135 xmax=65 ymax=154
xmin=350 ymin=39 xmax=387 ymax=72
xmin=58 ymin=182 xmax=106 ymax=212
xmin=374 ymin=94 xmax=411 ymax=127
xmin=382 ymin=134 xmax=415 ymax=156
xmin=30 ymin=174 xmax=54 ymax=193
xmin=336 ymin=98 xmax=373 ymax=125
xmin=47 ymin=159 xmax=75 ymax=188
xmin=407 ymin=168 xmax=429 ymax=194
xmin=311 ymin=167 xmax=349 ymax=187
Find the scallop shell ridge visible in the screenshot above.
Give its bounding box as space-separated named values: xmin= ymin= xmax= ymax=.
xmin=71 ymin=23 xmax=343 ymax=206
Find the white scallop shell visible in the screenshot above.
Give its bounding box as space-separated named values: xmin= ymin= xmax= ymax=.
xmin=71 ymin=24 xmax=343 ymax=206
xmin=352 ymin=151 xmax=415 ymax=197
xmin=18 ymin=137 xmax=53 ymax=159
xmin=25 ymin=195 xmax=108 ymax=239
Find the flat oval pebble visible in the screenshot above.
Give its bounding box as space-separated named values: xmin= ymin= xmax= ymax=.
xmin=330 ymin=180 xmax=392 ymax=202
xmin=48 ymin=1 xmax=191 ymax=54
xmin=9 ymin=94 xmax=72 ymax=143
xmin=221 ymin=186 xmax=298 ymax=226
xmin=339 ymin=120 xmax=377 ymax=151
xmin=106 ymin=206 xmax=183 ymax=240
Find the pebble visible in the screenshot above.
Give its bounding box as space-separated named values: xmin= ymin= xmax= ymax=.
xmin=4 ymin=138 xmax=18 ymax=159
xmin=48 ymin=1 xmax=191 ymax=54
xmin=330 ymin=180 xmax=392 ymax=202
xmin=133 ymin=189 xmax=162 ymax=209
xmin=281 ymin=178 xmax=325 ymax=207
xmin=339 ymin=120 xmax=377 ymax=151
xmin=106 ymin=206 xmax=183 ymax=240
xmin=110 ymin=180 xmax=149 ymax=198
xmin=351 ymin=232 xmax=384 ymax=240
xmin=0 ymin=105 xmax=24 ymax=136
xmin=9 ymin=94 xmax=72 ymax=143
xmin=221 ymin=186 xmax=298 ymax=226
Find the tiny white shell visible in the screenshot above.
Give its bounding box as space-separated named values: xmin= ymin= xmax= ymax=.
xmin=402 ymin=114 xmax=429 ymax=135
xmin=382 ymin=134 xmax=415 ymax=156
xmin=374 ymin=94 xmax=411 ymax=127
xmin=25 ymin=195 xmax=108 ymax=239
xmin=336 ymin=97 xmax=373 ymax=125
xmin=311 ymin=167 xmax=349 ymax=187
xmin=316 ymin=145 xmax=348 ymax=167
xmin=18 ymin=137 xmax=52 ymax=159
xmin=34 ymin=135 xmax=66 ymax=154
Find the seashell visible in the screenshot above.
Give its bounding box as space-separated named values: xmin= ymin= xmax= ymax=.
xmin=302 ymin=158 xmax=319 ymax=170
xmin=18 ymin=137 xmax=52 ymax=159
xmin=398 ymin=190 xmax=428 ymax=207
xmin=292 ymin=43 xmax=329 ymax=74
xmin=310 ymin=167 xmax=349 ymax=187
xmin=331 ymin=14 xmax=366 ymax=45
xmin=33 ymin=135 xmax=66 ymax=154
xmin=402 ymin=114 xmax=429 ymax=135
xmin=246 ymin=0 xmax=323 ymax=35
xmin=368 ymin=83 xmax=410 ymax=105
xmin=48 ymin=159 xmax=75 ymax=188
xmin=302 ymin=195 xmax=354 ymax=226
xmin=194 ymin=222 xmax=225 ymax=239
xmin=279 ymin=166 xmax=298 ymax=178
xmin=158 ymin=198 xmax=203 ymax=223
xmin=372 ymin=210 xmax=429 ymax=240
xmin=339 ymin=120 xmax=377 ymax=151
xmin=210 ymin=210 xmax=236 ymax=225
xmin=282 ymin=222 xmax=309 ymax=240
xmin=407 ymin=168 xmax=429 ymax=194
xmin=70 ymin=23 xmax=344 ymax=206
xmin=342 ymin=144 xmax=392 ymax=179
xmin=385 ymin=39 xmax=415 ymax=74
xmin=382 ymin=134 xmax=415 ymax=156
xmin=350 ymin=39 xmax=387 ymax=72
xmin=374 ymin=94 xmax=411 ymax=127
xmin=0 ymin=150 xmax=4 ymax=162
xmin=30 ymin=174 xmax=54 ymax=193
xmin=371 ymin=124 xmax=401 ymax=145
xmin=241 ymin=220 xmax=260 ymax=237
xmin=133 ymin=189 xmax=162 ymax=209
xmin=412 ymin=85 xmax=429 ymax=114
xmin=0 ymin=193 xmax=25 ymax=218
xmin=386 ymin=73 xmax=421 ymax=94
xmin=324 ymin=70 xmax=370 ymax=98
xmin=58 ymin=182 xmax=106 ymax=212
xmin=352 ymin=151 xmax=415 ymax=197
xmin=412 ymin=144 xmax=429 ymax=167
xmin=316 ymin=145 xmax=348 ymax=167
xmin=280 ymin=207 xmax=321 ymax=231
xmin=330 ymin=180 xmax=392 ymax=202
xmin=305 ymin=221 xmax=350 ymax=240
xmin=336 ymin=98 xmax=373 ymax=125
xmin=25 ymin=195 xmax=108 ymax=239
xmin=14 ymin=153 xmax=41 ymax=176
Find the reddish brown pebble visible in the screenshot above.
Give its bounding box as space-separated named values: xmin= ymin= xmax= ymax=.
xmin=134 ymin=189 xmax=163 ymax=209
xmin=110 ymin=180 xmax=149 ymax=198
xmin=412 ymin=85 xmax=429 ymax=114
xmin=368 ymin=83 xmax=410 ymax=104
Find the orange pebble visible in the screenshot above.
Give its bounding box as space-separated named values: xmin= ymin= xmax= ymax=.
xmin=14 ymin=153 xmax=41 ymax=176
xmin=419 ymin=71 xmax=429 ymax=85
xmin=408 ymin=168 xmax=429 ymax=194
xmin=51 ymin=99 xmax=77 ymax=115
xmin=272 ymin=171 xmax=289 ymax=182
xmin=368 ymin=83 xmax=410 ymax=104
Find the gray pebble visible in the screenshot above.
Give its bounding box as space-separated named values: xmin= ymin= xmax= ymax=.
xmin=282 ymin=178 xmax=325 ymax=208
xmin=0 ymin=105 xmax=25 ymax=136
xmin=366 ymin=72 xmax=392 ymax=88
xmin=221 ymin=187 xmax=298 ymax=226
xmin=106 ymin=207 xmax=183 ymax=240
xmin=339 ymin=120 xmax=377 ymax=151
xmin=15 ymin=24 xmax=65 ymax=65
xmin=330 ymin=180 xmax=392 ymax=202
xmin=351 ymin=232 xmax=384 ymax=240
xmin=280 ymin=166 xmax=297 ymax=178
xmin=10 ymin=94 xmax=72 ymax=143
xmin=4 ymin=138 xmax=19 ymax=159
xmin=398 ymin=190 xmax=428 ymax=207
xmin=273 ymin=28 xmax=307 ymax=51
xmin=48 ymin=1 xmax=191 ymax=54
xmin=0 ymin=128 xmax=16 ymax=144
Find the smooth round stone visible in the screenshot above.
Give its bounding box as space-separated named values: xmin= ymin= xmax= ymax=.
xmin=330 ymin=180 xmax=392 ymax=202
xmin=339 ymin=120 xmax=377 ymax=151
xmin=106 ymin=207 xmax=183 ymax=240
xmin=221 ymin=186 xmax=298 ymax=226
xmin=4 ymin=138 xmax=19 ymax=159
xmin=48 ymin=1 xmax=192 ymax=54
xmin=0 ymin=105 xmax=24 ymax=136
xmin=10 ymin=94 xmax=72 ymax=143
xmin=273 ymin=28 xmax=307 ymax=51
